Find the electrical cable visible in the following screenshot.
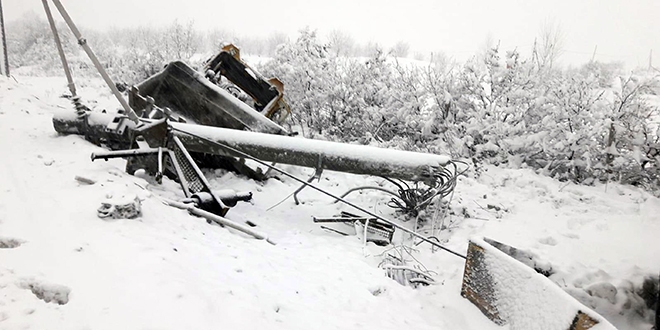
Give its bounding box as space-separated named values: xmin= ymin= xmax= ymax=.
xmin=171 ymin=126 xmax=467 ymax=259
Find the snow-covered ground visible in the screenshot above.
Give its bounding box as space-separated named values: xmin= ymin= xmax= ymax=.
xmin=1 ymin=75 xmax=658 ymax=330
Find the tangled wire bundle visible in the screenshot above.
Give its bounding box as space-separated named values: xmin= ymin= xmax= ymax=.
xmin=385 ymin=160 xmax=468 ymax=216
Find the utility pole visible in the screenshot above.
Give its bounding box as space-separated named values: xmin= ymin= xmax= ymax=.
xmin=0 ymin=0 xmax=10 ymax=77
xmin=590 ymin=45 xmax=597 ymax=63
xmin=42 ymin=0 xmax=76 ymax=97
xmin=49 ymin=0 xmax=139 ymax=123
xmin=650 ymin=49 xmax=653 ymax=70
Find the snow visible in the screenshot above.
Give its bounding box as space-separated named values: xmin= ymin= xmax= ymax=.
xmin=1 ymin=75 xmax=659 ymax=330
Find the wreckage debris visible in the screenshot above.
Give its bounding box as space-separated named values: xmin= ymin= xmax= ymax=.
xmin=38 ymin=4 xmax=635 ymax=329
xmin=74 ymin=175 xmax=96 ymax=185
xmin=202 ymin=44 xmax=290 ymax=123
xmin=380 ymin=256 xmax=436 ymax=288
xmin=97 ymin=195 xmax=142 ymax=220
xmin=184 ymin=190 xmax=253 ymax=209
xmin=313 ymin=212 xmax=394 ymax=246
xmin=163 ymin=198 xmax=275 ymax=245
xmin=461 ymin=237 xmax=616 ymax=330
xmin=129 ymin=61 xmax=289 ymax=136
xmin=44 ymin=2 xmax=461 ymax=253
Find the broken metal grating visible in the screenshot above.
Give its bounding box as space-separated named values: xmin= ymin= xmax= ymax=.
xmin=171 ymin=142 xmax=205 ymax=194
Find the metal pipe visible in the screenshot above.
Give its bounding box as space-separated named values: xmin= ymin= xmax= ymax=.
xmin=41 ymin=0 xmax=76 ymax=97
xmin=171 ymin=126 xmax=466 ymax=259
xmin=48 ymin=0 xmax=139 ymax=123
xmin=164 ymin=198 xmax=275 ymax=245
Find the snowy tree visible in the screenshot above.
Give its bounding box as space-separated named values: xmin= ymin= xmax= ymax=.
xmin=5 ymin=11 xmax=77 ymax=73
xmin=162 ymin=20 xmax=201 ymax=62
xmin=533 ymin=20 xmax=565 ymax=71
xmin=327 ymin=30 xmax=356 ymax=57
xmin=390 ymin=41 xmax=410 ymax=58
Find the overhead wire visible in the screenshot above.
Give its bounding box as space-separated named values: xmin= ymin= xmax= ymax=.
xmin=170 ymin=126 xmax=467 ymax=259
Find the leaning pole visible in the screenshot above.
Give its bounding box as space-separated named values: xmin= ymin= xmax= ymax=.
xmin=0 ymin=0 xmax=10 ymax=77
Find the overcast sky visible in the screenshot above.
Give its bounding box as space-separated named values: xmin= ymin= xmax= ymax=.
xmin=4 ymin=0 xmax=659 ymax=68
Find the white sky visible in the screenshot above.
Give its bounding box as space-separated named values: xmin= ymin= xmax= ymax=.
xmin=4 ymin=0 xmax=659 ymax=68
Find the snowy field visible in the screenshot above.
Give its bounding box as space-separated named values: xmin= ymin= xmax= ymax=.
xmin=1 ymin=75 xmax=658 ymax=329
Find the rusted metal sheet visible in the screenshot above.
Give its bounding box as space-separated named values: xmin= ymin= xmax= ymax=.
xmin=203 ymin=44 xmax=291 ymax=123
xmin=461 ymin=242 xmax=505 ymax=325
xmin=571 ymin=312 xmax=599 ymax=330
xmin=461 ymin=238 xmax=615 ymax=330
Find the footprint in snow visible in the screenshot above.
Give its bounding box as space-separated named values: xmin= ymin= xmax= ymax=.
xmin=562 ymin=232 xmax=580 ymax=239
xmin=0 ymin=237 xmax=24 ymax=249
xmin=18 ymin=278 xmax=71 ymax=305
xmin=538 ymin=236 xmax=558 ymax=246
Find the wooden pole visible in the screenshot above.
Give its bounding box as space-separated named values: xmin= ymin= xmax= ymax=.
xmin=0 ymin=0 xmax=9 ymax=77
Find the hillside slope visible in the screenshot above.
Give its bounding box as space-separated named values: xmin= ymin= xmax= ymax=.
xmin=0 ymin=75 xmax=658 ymax=330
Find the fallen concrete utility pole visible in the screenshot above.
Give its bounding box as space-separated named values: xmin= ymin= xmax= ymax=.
xmin=52 ymin=106 xmax=451 ymax=184
xmin=172 ymin=125 xmax=465 ymax=259
xmin=171 ymin=122 xmax=451 ymax=183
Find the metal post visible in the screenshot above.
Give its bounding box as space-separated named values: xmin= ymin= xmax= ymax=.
xmin=0 ymin=0 xmax=9 ymax=77
xmin=48 ymin=0 xmax=139 ymax=123
xmin=656 ymin=272 xmax=659 ymax=330
xmin=41 ymin=0 xmax=76 ymax=97
xmin=590 ymin=45 xmax=597 ymax=63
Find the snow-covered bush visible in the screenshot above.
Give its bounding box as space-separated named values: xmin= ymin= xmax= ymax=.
xmin=5 ymin=12 xmax=78 ymax=75
xmin=602 ymin=75 xmax=660 ymax=189
xmin=259 ymin=28 xmax=337 ymax=138
xmin=103 ymin=21 xmax=203 ymax=85
xmin=6 ymin=20 xmax=659 ymax=192
xmin=260 ymin=29 xmax=430 ymax=144
xmin=261 ymin=34 xmax=660 ymax=191
xmin=6 ymin=15 xmax=203 ymax=85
